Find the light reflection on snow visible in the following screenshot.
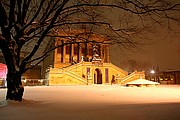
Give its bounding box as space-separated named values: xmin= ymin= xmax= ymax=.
xmin=1 ymin=85 xmax=179 ymax=105
xmin=1 ymin=85 xmax=180 ymax=120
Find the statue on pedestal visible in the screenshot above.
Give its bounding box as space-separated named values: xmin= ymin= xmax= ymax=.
xmin=92 ymin=44 xmax=101 ymax=62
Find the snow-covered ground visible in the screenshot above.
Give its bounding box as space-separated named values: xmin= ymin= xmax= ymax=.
xmin=0 ymin=85 xmax=180 ymax=120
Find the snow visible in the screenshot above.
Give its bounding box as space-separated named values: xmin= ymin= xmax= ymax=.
xmin=125 ymin=79 xmax=160 ymax=85
xmin=0 ymin=85 xmax=180 ymax=120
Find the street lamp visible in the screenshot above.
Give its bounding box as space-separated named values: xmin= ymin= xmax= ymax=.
xmin=150 ymin=70 xmax=155 ymax=74
xmin=150 ymin=70 xmax=155 ymax=81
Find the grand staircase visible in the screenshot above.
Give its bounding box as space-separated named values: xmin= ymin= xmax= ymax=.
xmin=64 ymin=70 xmax=87 ymax=84
xmin=48 ymin=62 xmax=145 ymax=85
xmin=119 ymin=71 xmax=145 ymax=85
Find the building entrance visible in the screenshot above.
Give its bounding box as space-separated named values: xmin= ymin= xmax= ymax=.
xmin=94 ymin=68 xmax=102 ymax=84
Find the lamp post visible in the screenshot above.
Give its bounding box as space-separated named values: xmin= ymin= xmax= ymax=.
xmin=150 ymin=70 xmax=155 ymax=81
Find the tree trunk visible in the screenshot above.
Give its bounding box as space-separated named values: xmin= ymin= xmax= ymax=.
xmin=0 ymin=38 xmax=24 ymax=101
xmin=6 ymin=71 xmax=24 ymax=101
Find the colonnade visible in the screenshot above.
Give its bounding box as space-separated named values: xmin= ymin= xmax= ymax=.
xmin=54 ymin=40 xmax=110 ymax=65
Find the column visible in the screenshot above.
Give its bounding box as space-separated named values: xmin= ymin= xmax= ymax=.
xmin=80 ymin=43 xmax=84 ymax=61
xmin=106 ymin=45 xmax=110 ymax=63
xmin=84 ymin=42 xmax=88 ymax=61
xmin=100 ymin=44 xmax=103 ymax=60
xmin=63 ymin=42 xmax=66 ymax=63
xmin=77 ymin=43 xmax=80 ymax=63
xmin=61 ymin=40 xmax=64 ymax=63
xmin=71 ymin=44 xmax=74 ymax=63
xmin=89 ymin=45 xmax=93 ymax=61
xmin=69 ymin=44 xmax=72 ymax=63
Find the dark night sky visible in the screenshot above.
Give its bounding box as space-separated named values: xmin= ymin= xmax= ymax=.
xmin=110 ymin=27 xmax=180 ymax=71
xmin=106 ymin=1 xmax=180 ymax=71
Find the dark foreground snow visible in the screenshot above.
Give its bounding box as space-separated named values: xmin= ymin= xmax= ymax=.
xmin=0 ymin=85 xmax=180 ymax=120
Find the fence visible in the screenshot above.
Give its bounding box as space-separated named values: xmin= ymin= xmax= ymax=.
xmin=0 ymin=79 xmax=6 ymax=88
xmin=0 ymin=79 xmax=49 ymax=87
xmin=22 ymin=79 xmax=49 ymax=86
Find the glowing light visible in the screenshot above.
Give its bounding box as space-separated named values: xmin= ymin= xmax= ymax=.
xmin=150 ymin=70 xmax=155 ymax=74
xmin=0 ymin=63 xmax=7 ymax=79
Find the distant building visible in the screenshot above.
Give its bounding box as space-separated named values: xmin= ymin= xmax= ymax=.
xmin=0 ymin=51 xmax=42 ymax=87
xmin=146 ymin=70 xmax=180 ymax=84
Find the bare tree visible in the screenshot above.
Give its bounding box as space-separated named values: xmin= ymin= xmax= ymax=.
xmin=0 ymin=0 xmax=179 ymax=101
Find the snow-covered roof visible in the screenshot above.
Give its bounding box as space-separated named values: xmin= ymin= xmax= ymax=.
xmin=125 ymin=79 xmax=160 ymax=85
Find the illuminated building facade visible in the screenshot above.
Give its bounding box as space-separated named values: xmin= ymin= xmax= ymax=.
xmin=0 ymin=30 xmax=145 ymax=86
xmin=43 ymin=30 xmax=145 ymax=85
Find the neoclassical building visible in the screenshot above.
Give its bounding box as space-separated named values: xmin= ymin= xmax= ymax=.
xmin=43 ymin=30 xmax=145 ymax=85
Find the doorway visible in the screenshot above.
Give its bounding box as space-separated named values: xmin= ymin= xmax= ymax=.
xmin=94 ymin=68 xmax=102 ymax=84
